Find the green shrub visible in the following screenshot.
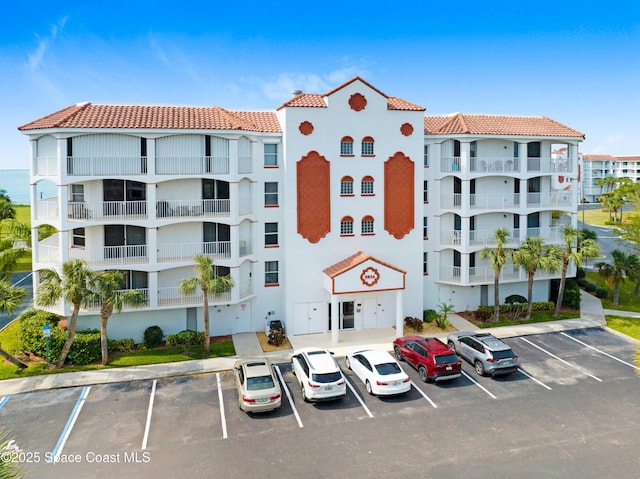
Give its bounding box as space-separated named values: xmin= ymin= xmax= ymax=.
xmin=473 ymin=306 xmax=493 ymax=322
xmin=143 ymin=325 xmax=164 ymax=349
xmin=595 ymin=287 xmax=609 ymax=298
xmin=108 ymin=338 xmax=135 ymax=352
xmin=577 ymin=278 xmax=588 ymax=288
xmin=531 ymin=301 xmax=554 ymax=311
xmin=18 ymin=309 xmax=65 ymax=360
xmin=585 ymin=282 xmax=597 ymax=293
xmin=576 ymin=267 xmax=586 ymax=280
xmin=66 ymin=331 xmax=101 ymax=365
xmin=423 ymin=309 xmax=438 ymax=323
xmin=166 ymin=330 xmax=205 ymax=349
xmin=562 ymin=287 xmax=581 ymax=309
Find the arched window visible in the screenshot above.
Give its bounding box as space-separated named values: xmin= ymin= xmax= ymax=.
xmin=361 ymin=136 xmax=375 ymax=156
xmin=361 ymin=176 xmax=374 ymax=195
xmin=340 ymin=216 xmax=354 ymax=235
xmin=340 ymin=176 xmax=354 ymax=195
xmin=361 ymin=215 xmax=374 ymax=235
xmin=340 ymin=136 xmax=354 ymax=156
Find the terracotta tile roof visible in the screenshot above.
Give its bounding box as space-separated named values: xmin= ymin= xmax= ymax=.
xmin=277 ymin=76 xmax=425 ymax=111
xmin=424 ymin=113 xmax=584 ymax=138
xmin=323 ymin=251 xmax=406 ymax=278
xmin=583 ymin=154 xmax=617 ymax=161
xmin=18 ymin=103 xmax=281 ymax=132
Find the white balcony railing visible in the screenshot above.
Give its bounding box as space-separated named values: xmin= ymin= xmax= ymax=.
xmin=156 ymin=156 xmax=229 ymax=175
xmin=157 ymin=287 xmax=231 ymax=306
xmin=527 ymin=157 xmax=573 ymax=173
xmin=68 ymin=201 xmax=148 ymax=221
xmin=69 ymin=245 xmax=148 ymax=265
xmin=156 ymin=199 xmax=231 ymax=218
xmin=35 ymin=157 xmax=58 ymax=176
xmin=527 ymin=192 xmax=572 ymax=208
xmin=526 ymin=226 xmax=564 ymax=243
xmin=83 ymin=289 xmax=150 ymax=311
xmin=67 ymin=157 xmax=148 ymax=176
xmin=158 ymin=241 xmax=231 ymax=262
xmin=441 ymin=157 xmax=521 ymax=173
xmin=469 ymin=228 xmax=520 ymax=246
xmin=470 ymin=193 xmax=520 ymax=210
xmin=35 ymin=198 xmax=59 ymax=221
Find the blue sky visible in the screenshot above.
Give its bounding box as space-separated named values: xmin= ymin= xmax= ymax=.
xmin=1 ymin=0 xmax=639 ymax=169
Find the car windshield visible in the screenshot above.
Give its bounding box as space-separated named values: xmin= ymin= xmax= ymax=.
xmin=492 ymin=350 xmax=515 ymax=360
xmin=312 ymin=372 xmax=342 ymax=383
xmin=374 ymin=362 xmax=402 ymax=375
xmin=247 ymin=375 xmax=275 ymax=390
xmin=434 ymin=354 xmax=458 ymax=365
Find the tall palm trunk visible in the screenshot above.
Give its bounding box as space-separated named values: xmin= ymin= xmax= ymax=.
xmin=56 ymin=303 xmax=80 ymax=368
xmin=613 ymin=280 xmax=621 ymax=306
xmin=526 ymin=272 xmax=535 ymax=320
xmin=493 ymin=273 xmax=500 ymax=322
xmin=202 ymin=288 xmax=210 ymax=354
xmin=554 ymin=261 xmax=569 ymax=317
xmin=99 ymin=304 xmax=113 ymax=366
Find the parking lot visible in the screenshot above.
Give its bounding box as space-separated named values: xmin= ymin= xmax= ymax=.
xmin=1 ymin=328 xmax=639 ymax=478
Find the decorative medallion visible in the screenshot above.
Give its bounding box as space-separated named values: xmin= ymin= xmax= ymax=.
xmin=348 ymin=93 xmax=367 ymax=111
xmin=299 ymin=121 xmax=314 ymax=135
xmin=400 ymin=123 xmax=414 ymax=136
xmin=360 ymin=266 xmax=380 ymax=287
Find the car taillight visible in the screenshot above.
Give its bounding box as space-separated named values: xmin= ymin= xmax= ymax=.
xmin=242 ymin=395 xmax=256 ymax=403
xmin=376 ymin=381 xmax=388 ymax=386
xmin=337 ymin=380 xmax=345 ymax=385
xmin=308 ymin=381 xmax=320 ymax=388
xmin=402 ymin=377 xmax=411 ymax=383
xmin=513 ymin=356 xmax=518 ymax=360
xmin=270 ymin=394 xmax=281 ymax=400
xmin=487 ymin=358 xmax=495 ymax=363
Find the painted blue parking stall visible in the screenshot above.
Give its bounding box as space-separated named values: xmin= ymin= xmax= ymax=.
xmin=48 ymin=386 xmax=91 ymax=464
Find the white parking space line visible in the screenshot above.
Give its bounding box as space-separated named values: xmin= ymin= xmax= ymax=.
xmin=461 ymin=371 xmax=497 ymax=399
xmin=216 ymin=373 xmax=228 ymax=439
xmin=520 ymin=337 xmax=603 ymax=382
xmin=517 ymin=368 xmax=552 ymax=390
xmin=274 ymin=365 xmax=303 ymax=428
xmin=343 ymin=376 xmax=374 ymax=418
xmin=0 ymin=396 xmax=10 ymax=410
xmin=49 ymin=386 xmax=91 ymax=463
xmin=409 ymin=381 xmax=438 ymax=408
xmin=560 ymin=332 xmax=640 ymax=370
xmin=141 ymin=379 xmax=157 ymax=450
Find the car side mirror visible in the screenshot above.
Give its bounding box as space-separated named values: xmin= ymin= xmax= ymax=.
xmin=329 ymin=351 xmax=335 ymax=355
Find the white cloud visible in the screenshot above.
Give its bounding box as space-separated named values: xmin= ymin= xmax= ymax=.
xmin=27 ymin=16 xmax=67 ymax=72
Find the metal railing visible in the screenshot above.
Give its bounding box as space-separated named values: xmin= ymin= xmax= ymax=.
xmin=156 ymin=156 xmax=229 ymax=175
xmin=67 ymin=157 xmax=148 ymax=176
xmin=68 ymin=201 xmax=148 ymax=221
xmin=69 ymin=244 xmax=148 ymax=265
xmin=157 ymin=241 xmax=231 ymax=262
xmin=157 ymin=287 xmax=231 ymax=306
xmin=156 ymin=199 xmax=231 ymax=218
xmin=35 ymin=198 xmax=59 ymax=220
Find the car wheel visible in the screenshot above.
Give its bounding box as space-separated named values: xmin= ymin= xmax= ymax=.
xmin=365 ymin=380 xmax=373 ymax=395
xmin=345 ymin=356 xmax=351 ymax=370
xmin=418 ymin=365 xmax=428 ymax=383
xmin=474 ymin=361 xmax=486 ymax=376
xmin=447 ymin=341 xmax=456 ymax=353
xmin=301 ymin=384 xmax=309 ymax=402
xmin=394 ymin=346 xmax=403 ymax=361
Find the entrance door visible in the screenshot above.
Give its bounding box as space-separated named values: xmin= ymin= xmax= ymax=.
xmin=363 ymin=298 xmax=378 ymax=328
xmin=341 ymin=301 xmax=355 ymax=329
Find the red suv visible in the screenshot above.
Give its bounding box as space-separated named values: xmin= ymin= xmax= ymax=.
xmin=393 ymin=336 xmax=462 ymax=382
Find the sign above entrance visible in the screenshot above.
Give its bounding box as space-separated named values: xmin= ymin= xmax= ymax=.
xmin=323 ymin=251 xmax=405 ymax=295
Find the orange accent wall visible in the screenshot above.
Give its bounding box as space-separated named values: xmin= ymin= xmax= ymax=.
xmin=384 ymin=152 xmax=415 ymax=239
xmin=297 ymin=151 xmax=331 ymax=243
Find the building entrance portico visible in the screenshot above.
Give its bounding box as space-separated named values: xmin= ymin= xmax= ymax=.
xmin=323 ymin=251 xmax=406 ymax=344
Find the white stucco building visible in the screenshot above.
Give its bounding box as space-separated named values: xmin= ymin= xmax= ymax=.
xmin=580 ymin=154 xmax=640 ymax=202
xmin=19 ymin=77 xmax=584 ymax=342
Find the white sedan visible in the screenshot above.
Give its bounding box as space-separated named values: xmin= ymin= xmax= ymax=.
xmin=345 ymin=349 xmax=411 ymax=396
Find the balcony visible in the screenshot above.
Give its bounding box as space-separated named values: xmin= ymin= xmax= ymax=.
xmin=83 ymin=289 xmax=150 ymax=311
xmin=35 ymin=157 xmax=58 ymax=176
xmin=440 ymin=156 xmax=573 ymax=174
xmin=158 ymin=241 xmax=231 ymax=262
xmin=69 ymin=245 xmax=148 ymax=266
xmin=156 ymin=156 xmax=229 ymax=175
xmin=156 ymin=199 xmax=230 ymax=219
xmin=440 ymin=227 xmax=563 ymax=247
xmin=68 ymin=201 xmax=148 ymax=221
xmin=157 ymin=287 xmax=232 ymax=306
xmin=67 ymin=157 xmax=148 ymax=176
xmin=35 ymin=198 xmax=59 ymax=221
xmin=526 ymin=157 xmax=573 ymax=173
xmin=438 ymin=263 xmax=568 ymax=285
xmin=527 ymin=192 xmax=572 ymax=208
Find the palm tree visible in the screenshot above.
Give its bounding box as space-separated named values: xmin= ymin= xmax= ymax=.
xmin=36 ymin=260 xmax=95 ymax=369
xmin=512 ymin=236 xmax=562 ymax=320
xmin=555 ymin=226 xmax=600 ymax=317
xmin=479 ymin=228 xmax=512 ymax=322
xmin=0 ymin=279 xmax=28 ymax=369
xmin=178 ymin=254 xmax=234 ymax=354
xmin=88 ymin=270 xmax=148 ymax=366
xmin=0 ymin=219 xmax=30 ymax=280
xmin=595 ymin=249 xmax=639 ymax=306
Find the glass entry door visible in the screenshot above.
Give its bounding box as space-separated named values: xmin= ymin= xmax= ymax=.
xmin=341 ymin=301 xmax=355 ymax=329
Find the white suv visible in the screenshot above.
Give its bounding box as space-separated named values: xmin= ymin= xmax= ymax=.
xmin=291 ymin=347 xmax=346 ymax=402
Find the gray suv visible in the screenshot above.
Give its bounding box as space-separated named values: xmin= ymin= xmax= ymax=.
xmin=446 ymin=332 xmax=519 ymax=377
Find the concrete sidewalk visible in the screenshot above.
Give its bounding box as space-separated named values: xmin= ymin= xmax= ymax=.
xmin=0 ymin=290 xmax=626 ymax=396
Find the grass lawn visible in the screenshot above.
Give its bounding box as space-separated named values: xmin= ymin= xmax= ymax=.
xmin=606 ymin=316 xmax=640 ymax=341
xmin=585 ymin=271 xmax=640 ymax=312
xmin=467 ymin=309 xmax=580 ymax=328
xmin=580 ymin=207 xmax=618 ymax=228
xmin=12 ymin=204 xmax=32 ymax=272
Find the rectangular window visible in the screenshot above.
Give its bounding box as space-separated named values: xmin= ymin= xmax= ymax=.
xmin=72 ymin=227 xmax=85 ymax=247
xmin=264 ymin=144 xmax=278 ymax=166
xmin=141 ymin=138 xmax=147 ymax=157
xmin=423 ymin=217 xmax=428 ymax=238
xmin=341 ymin=181 xmax=353 ymax=195
xmin=66 ymin=137 xmax=73 ymax=157
xmin=265 ymin=261 xmax=279 ymax=285
xmin=424 ymin=145 xmax=429 ymax=167
xmin=361 ymin=141 xmax=374 ymax=155
xmin=340 ymin=140 xmax=353 ymax=155
xmin=361 ymin=220 xmax=374 ymax=234
xmin=71 ymin=184 xmax=84 ymax=202
xmin=265 ymin=222 xmax=278 ymax=246
xmin=340 ymin=220 xmax=353 ymax=235
xmin=423 ymin=180 xmax=429 ymax=203
xmin=264 ymin=182 xmax=278 ymax=206
xmin=361 ymin=180 xmax=374 ymax=195
xmin=423 ymin=252 xmax=428 ymax=275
